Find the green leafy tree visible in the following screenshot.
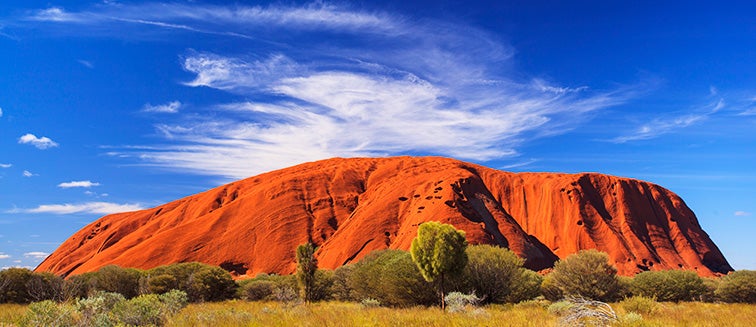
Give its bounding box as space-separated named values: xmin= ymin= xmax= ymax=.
xmin=548 ymin=249 xmax=621 ymax=302
xmin=410 ymin=221 xmax=468 ymax=310
xmin=145 ymin=262 xmax=236 ymax=302
xmin=296 ymin=242 xmax=318 ymax=303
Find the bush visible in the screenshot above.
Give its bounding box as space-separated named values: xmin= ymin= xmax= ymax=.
xmin=715 ymin=270 xmax=756 ymax=303
xmin=507 ymin=268 xmax=543 ymax=303
xmin=348 ymin=249 xmax=436 ymax=307
xmin=0 ymin=268 xmax=33 ymax=303
xmin=92 ymin=265 xmax=143 ymax=299
xmin=145 ymin=262 xmax=236 ymax=302
xmin=620 ymin=296 xmax=658 ymax=315
xmin=360 ymin=298 xmax=381 ymax=308
xmin=65 ymin=272 xmax=97 ymax=300
xmin=76 ymin=291 xmax=124 ymax=327
xmin=112 ymin=294 xmax=166 ymax=326
xmin=20 ymin=300 xmax=78 ymax=327
xmin=631 ymin=270 xmax=708 ymax=302
xmin=460 ymin=245 xmax=523 ymax=304
xmin=159 ymin=289 xmax=188 ymax=315
xmin=540 ymin=273 xmax=563 ymax=301
xmin=556 ymin=296 xmax=618 ymax=327
xmin=311 ymin=269 xmax=335 ymax=301
xmin=444 ymin=292 xmax=481 ymax=313
xmin=239 ymin=279 xmax=275 ymax=301
xmin=548 ymin=250 xmax=622 ymax=302
xmin=330 ymin=265 xmax=354 ymax=301
xmin=26 ymin=272 xmax=66 ymax=302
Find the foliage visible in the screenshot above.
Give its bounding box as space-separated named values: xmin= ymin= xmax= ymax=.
xmin=359 ymin=298 xmax=381 ymax=308
xmin=548 ymin=249 xmax=621 ymax=302
xmin=20 ymin=300 xmax=78 ymax=327
xmin=112 ymin=294 xmax=168 ymax=326
xmin=330 ymin=264 xmax=354 ymax=301
xmin=296 ymin=242 xmax=318 ymax=303
xmin=347 ymin=249 xmax=436 ymax=307
xmin=541 ymin=273 xmax=563 ymax=301
xmin=311 ymin=269 xmax=334 ymax=302
xmin=0 ymin=268 xmax=33 ymax=304
xmin=620 ymin=295 xmax=659 ymax=315
xmin=631 ymin=270 xmax=708 ymax=302
xmin=239 ymin=279 xmax=275 ymax=301
xmin=76 ymin=291 xmax=124 ymax=327
xmin=460 ymin=244 xmax=522 ymax=303
xmin=145 ymin=262 xmax=236 ymax=302
xmin=715 ymin=270 xmax=756 ymax=303
xmin=554 ymin=296 xmax=618 ymax=327
xmin=444 ymin=292 xmax=481 ymax=313
xmin=92 ymin=265 xmax=143 ymax=299
xmin=507 ymin=268 xmax=544 ymax=303
xmin=410 ymin=221 xmax=468 ymax=310
xmin=25 ymin=272 xmax=66 ymax=303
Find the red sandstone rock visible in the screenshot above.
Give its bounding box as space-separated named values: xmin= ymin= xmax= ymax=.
xmin=35 ymin=157 xmax=732 ymax=277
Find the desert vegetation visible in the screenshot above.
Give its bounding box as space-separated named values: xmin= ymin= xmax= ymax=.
xmin=2 ymin=222 xmax=756 ymax=326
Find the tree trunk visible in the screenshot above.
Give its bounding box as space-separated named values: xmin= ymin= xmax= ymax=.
xmin=440 ymin=273 xmax=445 ymax=311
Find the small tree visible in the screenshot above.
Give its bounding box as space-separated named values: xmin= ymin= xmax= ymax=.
xmin=296 ymin=242 xmax=318 ymax=303
xmin=548 ymin=249 xmax=621 ymax=302
xmin=410 ymin=221 xmax=468 ymax=311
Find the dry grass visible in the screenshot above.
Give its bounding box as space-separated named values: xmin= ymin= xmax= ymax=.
xmin=2 ymin=301 xmax=755 ymax=327
xmin=0 ymin=304 xmax=25 ymax=326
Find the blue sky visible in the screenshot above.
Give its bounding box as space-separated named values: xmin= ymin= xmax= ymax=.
xmin=0 ymin=1 xmax=754 ymax=271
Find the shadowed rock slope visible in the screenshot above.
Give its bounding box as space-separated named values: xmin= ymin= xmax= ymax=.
xmin=36 ymin=157 xmax=731 ymax=277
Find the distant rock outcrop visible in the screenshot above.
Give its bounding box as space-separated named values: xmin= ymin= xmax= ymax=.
xmin=36 ymin=157 xmax=732 ymax=277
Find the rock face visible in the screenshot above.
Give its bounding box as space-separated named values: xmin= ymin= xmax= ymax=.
xmin=36 ymin=157 xmax=732 ymax=277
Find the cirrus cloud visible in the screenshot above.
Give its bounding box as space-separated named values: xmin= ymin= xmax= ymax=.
xmin=9 ymin=202 xmax=144 ymax=215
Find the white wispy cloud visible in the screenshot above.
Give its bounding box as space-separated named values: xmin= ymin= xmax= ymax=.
xmin=612 ymin=98 xmax=724 ymax=143
xmin=18 ymin=133 xmax=59 ymax=149
xmin=0 ymin=163 xmax=11 ymax=168
xmin=58 ymin=180 xmax=100 ymax=188
xmin=78 ymin=59 xmax=94 ymax=68
xmin=734 ymin=211 xmax=752 ymax=217
xmin=0 ymin=253 xmax=10 ymax=260
xmin=22 ymin=170 xmax=36 ymax=177
xmin=142 ymin=101 xmax=182 ymax=113
xmin=28 ymin=7 xmax=80 ymax=22
xmin=17 ymin=2 xmax=635 ymax=179
xmin=0 ymin=106 xmax=3 ymax=117
xmin=23 ymin=252 xmax=49 ymax=259
xmin=10 ymin=202 xmax=144 ymax=215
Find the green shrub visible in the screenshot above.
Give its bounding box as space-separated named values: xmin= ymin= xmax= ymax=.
xmin=311 ymin=269 xmax=335 ymax=301
xmin=112 ymin=294 xmax=166 ymax=326
xmin=239 ymin=279 xmax=275 ymax=301
xmin=21 ymin=300 xmax=79 ymax=327
xmin=0 ymin=268 xmax=33 ymax=304
xmin=348 ymin=249 xmax=436 ymax=307
xmin=715 ymin=270 xmax=756 ymax=303
xmin=159 ymin=289 xmax=188 ymax=314
xmin=76 ymin=291 xmax=124 ymax=327
xmin=507 ymin=268 xmax=543 ymax=303
xmin=25 ymin=272 xmax=66 ymax=302
xmin=145 ymin=262 xmax=236 ymax=302
xmin=460 ymin=245 xmax=523 ymax=304
xmin=360 ymin=298 xmax=381 ymax=308
xmin=620 ymin=295 xmax=658 ymax=315
xmin=548 ymin=250 xmax=622 ymax=302
xmin=92 ymin=265 xmax=143 ymax=299
xmin=546 ymin=300 xmax=573 ymax=316
xmin=330 ymin=264 xmax=354 ymax=301
xmin=65 ymin=272 xmax=97 ymax=300
xmin=631 ymin=270 xmax=708 ymax=302
xmin=540 ymin=273 xmax=563 ymax=301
